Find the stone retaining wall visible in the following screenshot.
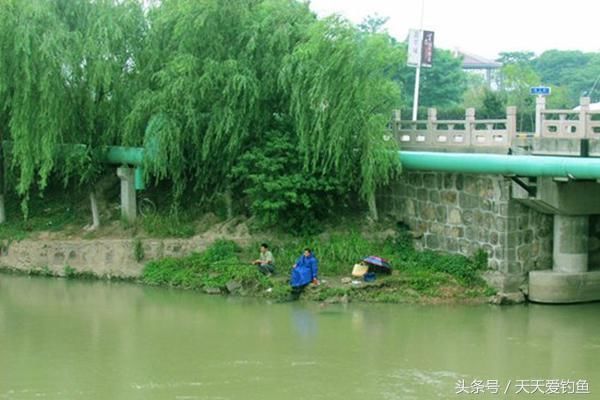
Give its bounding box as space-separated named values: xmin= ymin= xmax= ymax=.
xmin=0 ymin=236 xmax=249 ymax=278
xmin=377 ymin=172 xmax=553 ymax=286
xmin=378 ymin=171 xmax=600 ymax=289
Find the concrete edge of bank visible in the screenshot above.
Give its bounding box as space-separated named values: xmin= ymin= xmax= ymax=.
xmin=529 ymin=270 xmax=600 ymax=303
xmin=0 ymin=236 xmax=251 ymax=279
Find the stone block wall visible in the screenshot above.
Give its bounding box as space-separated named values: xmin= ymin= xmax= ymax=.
xmin=0 ymin=236 xmax=252 ymax=278
xmin=377 ymin=172 xmax=554 ymax=276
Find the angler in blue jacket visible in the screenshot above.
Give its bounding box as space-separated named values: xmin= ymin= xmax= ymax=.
xmin=290 ymin=248 xmax=319 ymax=289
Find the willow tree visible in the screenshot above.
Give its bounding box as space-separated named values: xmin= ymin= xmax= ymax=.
xmin=125 ymin=0 xmax=402 ymax=225
xmin=0 ymin=0 xmax=146 ymax=220
xmin=280 ymin=16 xmax=403 ymax=219
xmin=125 ymin=0 xmax=316 ymax=206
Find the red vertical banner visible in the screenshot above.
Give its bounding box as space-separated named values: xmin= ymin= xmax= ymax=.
xmin=421 ymin=30 xmax=434 ymax=67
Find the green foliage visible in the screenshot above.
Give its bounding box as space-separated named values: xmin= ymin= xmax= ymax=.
xmin=397 ymin=48 xmax=468 ymax=108
xmin=404 ymin=270 xmax=448 ymax=295
xmin=125 ymin=1 xmax=402 ymax=218
xmin=63 ymin=265 xmax=96 ymax=280
xmin=125 ymin=0 xmax=313 ymax=200
xmin=63 ymin=265 xmax=77 ymax=278
xmin=142 ymin=239 xmax=270 ymax=291
xmin=246 ymin=227 xmax=489 ymax=287
xmin=30 ymin=266 xmax=54 ymax=278
xmin=500 ymin=62 xmax=539 ymax=131
xmin=478 ymin=90 xmax=507 ymax=119
xmin=391 ymin=233 xmax=488 ymax=286
xmin=472 ymin=248 xmax=489 ymax=270
xmin=358 ymin=15 xmax=389 ymax=34
xmin=261 ymin=231 xmax=379 ymax=276
xmin=495 ymin=50 xmax=600 ymax=108
xmin=0 ymin=0 xmax=147 ymax=208
xmin=408 ymin=250 xmax=486 ymax=285
xmin=281 ymin=16 xmax=402 ymax=200
xmin=133 ymin=238 xmax=144 ymax=262
xmin=141 ymin=213 xmax=196 ymax=238
xmin=231 ymin=130 xmax=348 ymax=231
xmin=0 ymin=185 xmax=88 ymax=240
xmin=0 ymin=0 xmax=406 ymax=227
xmin=200 ymin=240 xmax=242 ymax=263
xmin=496 ymin=51 xmax=535 ymax=65
xmin=533 ymin=50 xmax=600 ymax=103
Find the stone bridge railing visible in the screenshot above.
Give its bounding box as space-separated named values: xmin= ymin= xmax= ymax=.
xmin=540 ymin=97 xmax=600 ymax=139
xmin=393 ymin=97 xmax=600 ymax=156
xmin=536 ymin=97 xmax=600 ymax=156
xmin=392 ymin=107 xmax=517 ymax=153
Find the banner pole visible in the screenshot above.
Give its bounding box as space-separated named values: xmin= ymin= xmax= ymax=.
xmin=411 ymin=0 xmax=425 ymax=122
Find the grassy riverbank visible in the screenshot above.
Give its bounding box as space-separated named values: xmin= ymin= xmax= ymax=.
xmin=0 ymin=232 xmax=495 ymax=304
xmin=0 ymin=189 xmax=496 ymax=304
xmin=141 ymin=234 xmax=495 ymax=304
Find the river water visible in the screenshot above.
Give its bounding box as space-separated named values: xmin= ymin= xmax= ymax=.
xmin=0 ymin=274 xmax=598 ymax=399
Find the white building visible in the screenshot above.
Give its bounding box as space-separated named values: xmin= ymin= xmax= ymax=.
xmin=454 ymin=49 xmax=502 ymax=89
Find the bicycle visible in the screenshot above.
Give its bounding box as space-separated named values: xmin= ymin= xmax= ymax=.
xmin=137 ymin=196 xmax=157 ymax=217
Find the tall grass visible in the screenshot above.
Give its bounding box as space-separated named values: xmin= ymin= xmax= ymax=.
xmin=245 ymin=230 xmax=488 ymax=285
xmin=142 ymin=240 xmax=270 ymax=290
xmin=0 ymin=187 xmax=88 ymax=241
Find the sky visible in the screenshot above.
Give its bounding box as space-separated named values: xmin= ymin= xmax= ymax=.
xmin=308 ymin=0 xmax=600 ymax=60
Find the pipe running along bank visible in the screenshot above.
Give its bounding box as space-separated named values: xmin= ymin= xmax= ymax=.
xmin=399 ymin=151 xmax=600 ymax=179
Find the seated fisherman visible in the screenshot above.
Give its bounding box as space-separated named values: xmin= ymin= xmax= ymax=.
xmin=252 ymin=243 xmax=275 ymax=275
xmin=290 ymin=248 xmax=319 ymax=298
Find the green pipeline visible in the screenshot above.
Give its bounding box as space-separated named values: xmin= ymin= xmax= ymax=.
xmin=1 ymin=141 xmax=147 ymax=189
xmin=101 ymin=146 xmax=145 ymax=190
xmin=399 ymin=151 xmax=600 ymax=179
xmin=101 ymin=146 xmax=144 ymax=166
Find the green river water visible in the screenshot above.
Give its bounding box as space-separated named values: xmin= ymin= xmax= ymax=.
xmin=0 ymin=274 xmax=598 ymax=399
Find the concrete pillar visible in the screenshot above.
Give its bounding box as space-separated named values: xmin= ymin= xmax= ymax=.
xmin=427 ymin=108 xmax=437 ymax=145
xmin=553 ymin=214 xmax=588 ymax=273
xmin=579 ymin=97 xmax=590 ymax=138
xmin=465 ymin=108 xmax=475 ymax=146
xmin=535 ymin=95 xmax=546 ymax=137
xmin=506 ymin=106 xmax=517 ymax=145
xmin=117 ymin=166 xmax=136 ymax=223
xmin=426 ymin=108 xmax=437 ymax=128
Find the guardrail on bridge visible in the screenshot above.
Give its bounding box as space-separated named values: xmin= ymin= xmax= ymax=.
xmin=392 ymin=107 xmax=517 ymax=153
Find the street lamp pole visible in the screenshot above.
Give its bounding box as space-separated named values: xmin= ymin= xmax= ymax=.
xmin=411 ymin=0 xmax=425 ymax=121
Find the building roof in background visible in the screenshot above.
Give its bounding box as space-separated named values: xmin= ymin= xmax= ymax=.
xmin=574 ymin=102 xmax=600 ymax=111
xmin=455 ymin=50 xmax=502 ymax=70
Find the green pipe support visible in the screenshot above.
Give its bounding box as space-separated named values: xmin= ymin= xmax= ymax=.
xmin=101 ymin=146 xmax=144 ymax=167
xmin=99 ymin=146 xmax=145 ymax=190
xmin=134 ymin=167 xmax=145 ymax=190
xmin=399 ymin=151 xmax=600 ymax=179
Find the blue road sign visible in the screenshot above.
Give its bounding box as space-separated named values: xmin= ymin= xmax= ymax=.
xmin=530 ymin=86 xmax=551 ymax=96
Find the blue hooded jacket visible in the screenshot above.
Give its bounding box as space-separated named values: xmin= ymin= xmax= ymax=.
xmin=290 ymin=254 xmax=318 ymax=288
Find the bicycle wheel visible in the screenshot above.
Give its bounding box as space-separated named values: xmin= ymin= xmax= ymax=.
xmin=138 ymin=197 xmax=157 ymax=217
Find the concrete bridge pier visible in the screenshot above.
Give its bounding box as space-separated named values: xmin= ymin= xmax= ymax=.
xmin=553 ymin=215 xmax=588 ymax=273
xmin=529 ymin=214 xmax=600 ymax=303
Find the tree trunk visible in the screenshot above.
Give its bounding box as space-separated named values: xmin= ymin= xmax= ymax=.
xmin=89 ymin=190 xmax=100 ymax=230
xmin=368 ymin=191 xmax=379 ymax=221
xmin=0 ymin=194 xmax=5 ymax=224
xmin=224 ymin=185 xmax=233 ymax=220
